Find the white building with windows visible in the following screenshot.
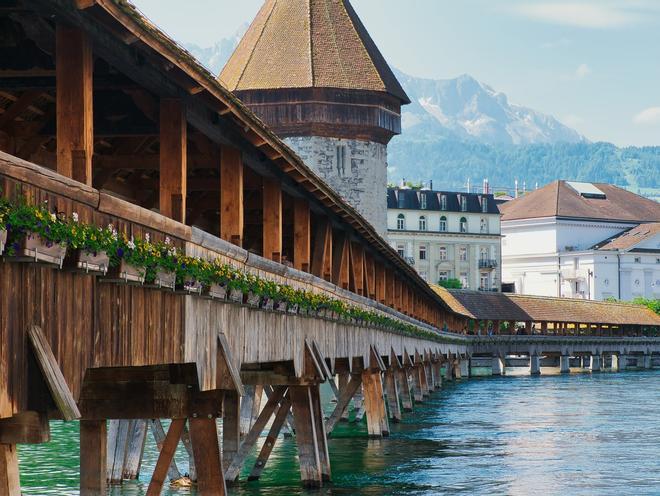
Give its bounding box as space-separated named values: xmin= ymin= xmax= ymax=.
xmin=387 ymin=187 xmax=502 ymax=290
xmin=500 ymin=181 xmax=660 ymax=301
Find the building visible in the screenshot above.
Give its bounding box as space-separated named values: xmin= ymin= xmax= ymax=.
xmin=500 ymin=180 xmax=660 ymax=300
xmin=387 ymin=187 xmax=502 ymax=290
xmin=220 ymin=0 xmax=410 ymax=236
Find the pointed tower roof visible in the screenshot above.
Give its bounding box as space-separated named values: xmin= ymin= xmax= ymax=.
xmin=219 ymin=0 xmax=410 ymax=104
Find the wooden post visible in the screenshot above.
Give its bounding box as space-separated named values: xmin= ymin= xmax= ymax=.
xmin=383 ymin=369 xmax=402 ymax=422
xmin=220 ymin=146 xmax=243 ymax=246
xmin=290 ymin=386 xmax=322 ymax=488
xmin=337 ymin=372 xmax=351 ymax=421
xmin=397 ymin=369 xmax=413 ymax=411
xmin=159 ymin=98 xmax=187 ymax=222
xmin=311 ymin=219 xmax=332 ymax=281
xmin=222 ymin=391 xmax=240 ymax=468
xmin=361 ymin=370 xmax=389 ymax=437
xmin=365 ymin=253 xmax=376 ymax=299
xmin=189 ymin=417 xmax=226 ymax=495
xmin=80 ymin=420 xmax=107 ymax=496
xmin=350 ymin=242 xmax=365 ymax=295
xmin=123 ymin=420 xmax=148 ymax=480
xmin=148 ymin=420 xmax=181 ymax=482
xmin=248 ymin=394 xmax=292 ymax=481
xmin=263 ymin=178 xmax=282 ymax=262
xmin=56 ymin=25 xmax=93 ymax=185
xmin=326 ymin=374 xmax=362 ymax=434
xmin=0 ymin=444 xmax=20 ymax=496
xmin=332 ymin=233 xmax=350 ymax=289
xmin=310 ymin=385 xmax=331 ymax=482
xmin=293 ymin=198 xmax=311 ymax=272
xmin=146 ymin=419 xmax=185 ymax=496
xmin=107 ymin=419 xmax=131 ymax=484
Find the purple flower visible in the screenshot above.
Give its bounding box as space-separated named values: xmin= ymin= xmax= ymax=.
xmin=117 ymin=248 xmax=124 ymax=258
xmin=45 ymin=240 xmax=53 ymax=248
xmin=12 ymin=242 xmax=19 ymax=250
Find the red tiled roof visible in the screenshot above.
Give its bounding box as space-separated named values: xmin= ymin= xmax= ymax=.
xmin=593 ymin=222 xmax=660 ymax=251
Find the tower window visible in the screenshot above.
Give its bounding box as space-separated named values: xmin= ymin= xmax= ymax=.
xmin=397 ymin=213 xmax=406 ymax=230
xmin=336 ymin=145 xmax=346 ymax=176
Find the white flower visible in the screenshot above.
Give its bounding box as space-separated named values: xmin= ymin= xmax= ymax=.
xmin=112 ymin=229 xmax=118 ymax=240
xmin=50 ymin=213 xmax=56 ymax=222
xmin=145 ymin=233 xmax=150 ymax=243
xmin=107 ymin=223 xmax=114 ymax=231
xmin=127 ymin=237 xmax=136 ymax=250
xmin=72 ymin=212 xmax=79 ymax=223
xmin=168 ymin=247 xmax=177 ymax=257
xmin=164 ymin=236 xmax=171 ymax=245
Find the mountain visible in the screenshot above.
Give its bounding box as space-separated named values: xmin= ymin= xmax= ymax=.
xmin=395 ymin=70 xmax=585 ymax=145
xmin=183 ymin=24 xmax=248 ymax=75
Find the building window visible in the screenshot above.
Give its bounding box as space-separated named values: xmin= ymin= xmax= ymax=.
xmin=336 ymin=145 xmax=346 ymax=176
xmin=397 ymin=244 xmax=405 ymax=258
xmin=419 ymin=271 xmax=428 ymax=281
xmin=634 ymin=257 xmax=641 ymax=263
xmin=439 ymin=271 xmax=449 ymax=282
xmin=480 ymin=272 xmax=490 ymax=290
xmin=397 ymin=213 xmax=405 ymax=230
xmin=439 ymin=216 xmax=447 ymax=232
xmin=460 ymin=272 xmax=469 ymax=288
xmin=439 ymin=246 xmax=447 ymax=261
xmin=482 ymin=197 xmax=488 ymax=213
xmin=420 ymin=193 xmax=427 ymax=209
xmin=461 ymin=196 xmax=467 ymax=212
xmin=419 ymin=245 xmax=427 ymax=260
xmin=480 ymin=218 xmax=488 ymax=233
xmin=460 ymin=217 xmax=468 ymax=233
xmin=459 ymin=246 xmax=467 ymax=261
xmin=440 ymin=195 xmax=447 ymax=211
xmin=419 ymin=215 xmax=427 ymax=231
xmin=480 ymin=247 xmax=488 ymax=260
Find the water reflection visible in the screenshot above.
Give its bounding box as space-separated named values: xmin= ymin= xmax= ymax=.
xmin=18 ymin=370 xmax=660 ymax=495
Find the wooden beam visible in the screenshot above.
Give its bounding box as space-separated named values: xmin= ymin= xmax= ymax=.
xmin=364 ymin=253 xmax=376 ymax=300
xmin=189 ymin=417 xmax=226 ymax=495
xmin=325 ymin=374 xmax=362 ymax=434
xmin=146 ymin=419 xmax=186 ymax=496
xmin=0 ymin=445 xmax=20 ymax=496
xmin=56 ymin=25 xmax=93 ymax=185
xmin=293 ymin=198 xmax=311 ymax=272
xmin=159 ymin=98 xmax=187 ymax=222
xmin=148 ymin=420 xmax=181 ymax=482
xmin=349 ymin=242 xmax=365 ymax=295
xmin=248 ymin=393 xmax=291 ymax=481
xmin=332 ymin=233 xmax=350 ymax=290
xmin=0 ymin=91 xmax=41 ymax=130
xmin=0 ymin=412 xmax=50 ymax=445
xmin=219 ymin=145 xmax=243 ymax=246
xmin=375 ymin=262 xmax=386 ymax=304
xmin=222 ymin=391 xmax=240 ymax=469
xmin=216 ymin=333 xmax=244 ymax=395
xmin=262 ymin=178 xmax=282 ymax=262
xmin=361 ymin=370 xmax=389 ymax=437
xmin=310 ymin=385 xmax=331 ymax=482
xmin=311 ymin=218 xmax=332 ymax=281
xmin=290 ymin=386 xmax=322 ymax=488
xmin=80 ymin=420 xmax=107 ymax=496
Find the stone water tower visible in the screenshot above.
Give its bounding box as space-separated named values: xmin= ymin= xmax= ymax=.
xmin=220 ymin=0 xmax=410 ymax=236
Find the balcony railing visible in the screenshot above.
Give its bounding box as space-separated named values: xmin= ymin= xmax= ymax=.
xmin=479 ymin=259 xmax=498 ymax=269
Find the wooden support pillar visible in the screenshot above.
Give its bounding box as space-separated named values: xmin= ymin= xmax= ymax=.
xmin=263 ymin=178 xmax=283 ymax=262
xmin=394 ymin=278 xmax=402 ymax=312
xmin=107 ymin=419 xmax=131 ymax=484
xmin=189 ymin=417 xmax=226 ymax=495
xmin=411 ymin=364 xmax=424 ymax=403
xmin=80 ymin=420 xmax=107 ymax=496
xmin=290 ymin=386 xmax=322 ymax=488
xmin=123 ymin=420 xmax=147 ymax=480
xmin=248 ymin=393 xmax=291 ymax=481
xmin=219 ymin=146 xmax=243 ymax=246
xmin=311 ymin=219 xmax=332 ymax=281
xmin=326 ymin=374 xmax=362 ymax=434
xmin=310 ymin=385 xmax=331 ymax=482
xmin=56 ymin=25 xmax=93 ymax=185
xmin=337 ymin=372 xmax=351 ymax=421
xmin=365 ymin=254 xmax=376 ymax=299
xmin=332 ymin=233 xmax=350 ymax=289
xmin=149 ymin=420 xmax=181 ymax=482
xmin=397 ymin=368 xmax=413 ymax=411
xmin=222 ymin=391 xmax=240 ymax=468
xmin=350 ymin=242 xmax=365 ymax=295
xmin=383 ymin=369 xmax=402 ymax=422
xmin=375 ymin=262 xmax=386 ymax=304
xmin=425 ymin=358 xmax=435 ymax=391
xmin=293 ymin=198 xmax=311 ymax=272
xmin=239 ymin=385 xmax=262 ymax=437
xmin=159 ymin=98 xmax=187 ymax=222
xmin=146 ymin=419 xmax=185 ymax=496
xmin=361 ymin=370 xmax=389 ymax=437
xmin=0 ymin=444 xmax=20 ymax=496
xmin=352 ymin=385 xmax=365 ymax=423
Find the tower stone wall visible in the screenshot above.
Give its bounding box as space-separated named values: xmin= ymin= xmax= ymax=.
xmin=285 ymin=136 xmax=388 ymax=235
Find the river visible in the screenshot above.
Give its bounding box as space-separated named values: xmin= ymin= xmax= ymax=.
xmin=18 ymin=368 xmax=660 ymax=495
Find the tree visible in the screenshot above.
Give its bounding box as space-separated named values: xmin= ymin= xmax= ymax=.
xmin=437 ymin=278 xmax=462 ymax=289
xmin=632 ymin=297 xmax=660 ymax=315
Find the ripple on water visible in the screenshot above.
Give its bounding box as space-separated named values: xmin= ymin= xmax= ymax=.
xmin=17 ymin=370 xmax=660 ymax=496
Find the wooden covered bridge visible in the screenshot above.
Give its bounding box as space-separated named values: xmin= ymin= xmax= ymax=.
xmin=0 ymin=0 xmax=470 ymax=493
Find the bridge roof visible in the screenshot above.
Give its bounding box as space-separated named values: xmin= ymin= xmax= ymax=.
xmin=40 ymin=0 xmax=443 ymax=309
xmin=431 ymin=286 xmax=660 ymax=326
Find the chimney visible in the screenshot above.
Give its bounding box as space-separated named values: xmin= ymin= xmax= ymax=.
xmin=400 ymin=178 xmax=405 ymax=188
xmin=514 ymin=179 xmax=519 ymax=199
xmin=466 ymin=177 xmax=471 ymax=193
xmin=429 ymin=179 xmax=433 ymax=190
xmin=482 ymin=178 xmax=487 ymax=194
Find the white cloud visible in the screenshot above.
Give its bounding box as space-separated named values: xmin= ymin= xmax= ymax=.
xmin=574 ymin=63 xmax=591 ymax=79
xmin=512 ymin=3 xmax=642 ymax=28
xmin=633 ymin=107 xmax=660 ymax=125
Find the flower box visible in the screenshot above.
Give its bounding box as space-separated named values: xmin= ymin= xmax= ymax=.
xmin=155 ymin=270 xmax=176 ymax=290
xmin=229 ymin=288 xmax=243 ymax=303
xmin=180 ymin=278 xmax=203 ymax=295
xmin=287 ymin=303 xmax=299 ymax=315
xmin=261 ymin=297 xmax=275 ymax=311
xmin=16 ymin=232 xmax=67 ymax=268
xmin=246 ymin=291 xmax=261 ymax=307
xmin=0 ymin=229 xmax=6 ymax=256
xmin=107 ymin=260 xmax=145 ymax=284
xmin=207 ymin=283 xmax=228 ymax=300
xmin=71 ymin=250 xmax=110 ymax=275
xmin=275 ymin=300 xmax=288 ymax=313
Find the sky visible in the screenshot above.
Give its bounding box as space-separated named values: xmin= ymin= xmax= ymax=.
xmin=130 ymin=0 xmax=660 ymax=147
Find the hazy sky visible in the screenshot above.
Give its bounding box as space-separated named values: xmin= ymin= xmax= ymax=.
xmin=130 ymin=0 xmax=660 ymax=147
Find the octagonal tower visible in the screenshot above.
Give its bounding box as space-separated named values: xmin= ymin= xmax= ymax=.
xmin=220 ymin=0 xmax=410 ymax=235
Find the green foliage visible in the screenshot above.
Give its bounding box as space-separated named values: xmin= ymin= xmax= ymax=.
xmin=631 ymin=297 xmax=660 ymax=315
xmin=0 ymin=195 xmax=452 ymax=343
xmin=437 ymin=278 xmax=462 ymax=289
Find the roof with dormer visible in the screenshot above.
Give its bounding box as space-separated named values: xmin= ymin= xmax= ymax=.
xmin=219 ymin=0 xmax=410 ymax=104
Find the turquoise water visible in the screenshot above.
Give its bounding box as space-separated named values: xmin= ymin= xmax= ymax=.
xmin=18 ymin=369 xmax=660 ymax=495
